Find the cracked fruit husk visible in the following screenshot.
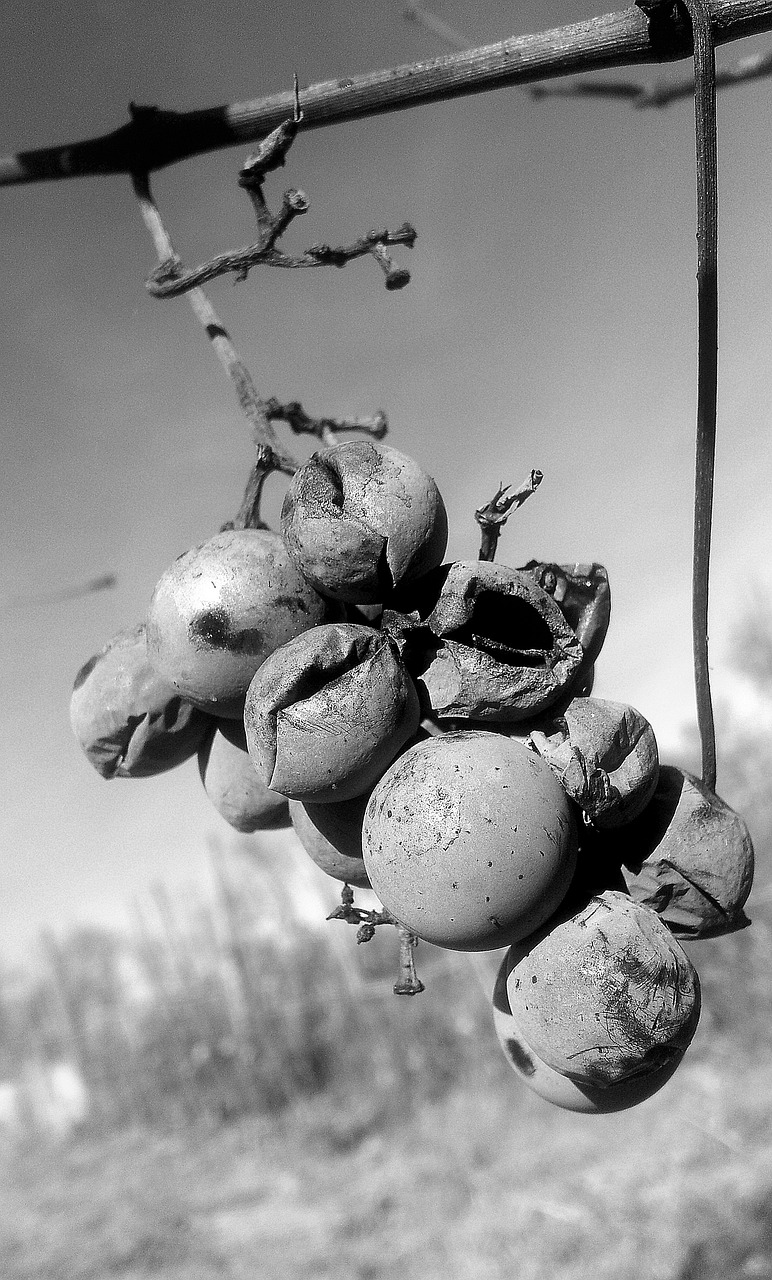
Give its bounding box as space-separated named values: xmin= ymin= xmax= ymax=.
xmin=530 ymin=697 xmax=659 ymax=827
xmin=504 ymin=890 xmax=701 ymax=1090
xmin=361 ymin=730 xmax=578 ymax=951
xmin=384 ymin=560 xmax=583 ymax=721
xmin=70 ymin=622 xmax=209 ymax=779
xmin=198 ymin=719 xmax=290 ymax=833
xmin=280 ymin=440 xmax=448 ymax=604
xmin=146 ymin=528 xmax=335 ymax=719
xmin=289 ymin=795 xmax=371 ymax=888
xmin=244 ymin=622 xmax=420 ymax=803
xmin=583 ymin=765 xmax=754 ymax=939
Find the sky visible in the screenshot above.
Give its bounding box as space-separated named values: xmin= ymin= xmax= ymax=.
xmin=2 ymin=0 xmax=772 ymax=964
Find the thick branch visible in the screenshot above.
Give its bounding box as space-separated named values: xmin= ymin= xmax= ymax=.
xmin=3 ymin=1 xmax=772 ymax=184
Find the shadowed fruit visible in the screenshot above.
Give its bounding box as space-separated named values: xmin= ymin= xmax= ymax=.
xmin=244 ymin=622 xmax=420 ymax=802
xmin=198 ymin=719 xmax=289 ymax=832
xmin=146 ymin=528 xmax=335 ymax=718
xmin=505 ymin=890 xmax=701 ymax=1089
xmin=280 ymin=440 xmax=448 ymax=603
xmin=289 ymin=795 xmax=371 ymax=887
xmin=362 ymin=731 xmax=577 ymax=951
xmin=70 ymin=622 xmax=209 ymax=779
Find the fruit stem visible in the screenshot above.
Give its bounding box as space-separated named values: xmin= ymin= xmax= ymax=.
xmin=476 ymin=470 xmax=543 ymax=562
xmin=327 ymin=887 xmax=425 ymax=995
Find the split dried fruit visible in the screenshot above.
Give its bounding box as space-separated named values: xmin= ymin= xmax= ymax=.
xmin=280 ymin=440 xmax=448 ymax=603
xmin=505 ymin=890 xmax=701 ymax=1089
xmin=529 ymin=697 xmax=659 ymax=827
xmin=70 ymin=623 xmax=209 ymax=779
xmin=146 ymin=528 xmax=334 ymax=718
xmin=492 ymin=945 xmax=686 ymax=1113
xmin=244 ymin=622 xmax=420 ymax=803
xmin=583 ymin=765 xmax=754 ymax=939
xmin=362 ymin=730 xmax=577 ymax=951
xmin=520 ymin=561 xmax=611 ymax=694
xmin=384 ymin=560 xmax=583 ymax=721
xmin=289 ymin=795 xmax=371 ymax=887
xmin=198 ymin=719 xmax=289 ymax=832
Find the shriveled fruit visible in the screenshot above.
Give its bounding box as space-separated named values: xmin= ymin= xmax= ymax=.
xmin=146 ymin=528 xmax=334 ymax=718
xmin=530 ymin=697 xmax=659 ymax=827
xmin=505 ymin=890 xmax=701 ymax=1089
xmin=384 ymin=561 xmax=583 ymax=721
xmin=584 ymin=766 xmax=754 ymax=939
xmin=289 ymin=795 xmax=371 ymax=887
xmin=198 ymin=720 xmax=289 ymax=832
xmin=244 ymin=622 xmax=420 ymax=803
xmin=493 ymin=946 xmax=685 ymax=1113
xmin=280 ymin=440 xmax=448 ymax=603
xmin=520 ymin=561 xmax=611 ymax=694
xmin=70 ymin=622 xmax=209 ymax=779
xmin=362 ymin=731 xmax=577 ymax=951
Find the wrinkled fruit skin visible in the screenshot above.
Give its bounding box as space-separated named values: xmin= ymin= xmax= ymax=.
xmin=530 ymin=697 xmax=659 ymax=828
xmin=520 ymin=561 xmax=611 ymax=694
xmin=492 ymin=947 xmax=685 ymax=1113
xmin=70 ymin=622 xmax=210 ymax=779
xmin=362 ymin=731 xmax=578 ymax=951
xmin=505 ymin=890 xmax=701 ymax=1089
xmin=244 ymin=622 xmax=420 ymax=803
xmin=583 ymin=766 xmax=754 ymax=939
xmin=385 ymin=561 xmax=583 ymax=722
xmin=146 ymin=528 xmax=335 ymax=718
xmin=280 ymin=440 xmax=448 ymax=604
xmin=198 ymin=720 xmax=289 ymax=833
xmin=289 ymin=795 xmax=371 ymax=887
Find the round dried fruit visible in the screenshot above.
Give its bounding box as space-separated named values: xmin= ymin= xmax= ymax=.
xmin=244 ymin=622 xmax=420 ymax=803
xmin=362 ymin=730 xmax=578 ymax=951
xmin=280 ymin=440 xmax=448 ymax=604
xmin=198 ymin=720 xmax=289 ymax=833
xmin=505 ymin=890 xmax=701 ymax=1089
xmin=146 ymin=528 xmax=335 ymax=718
xmin=530 ymin=697 xmax=659 ymax=827
xmin=70 ymin=623 xmax=209 ymax=779
xmin=384 ymin=560 xmax=583 ymax=721
xmin=289 ymin=795 xmax=371 ymax=887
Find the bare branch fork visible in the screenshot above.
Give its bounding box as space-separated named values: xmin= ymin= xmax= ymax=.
xmin=2 ymin=0 xmax=772 ymax=184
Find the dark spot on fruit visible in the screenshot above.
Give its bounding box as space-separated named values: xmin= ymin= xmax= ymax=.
xmin=518 ymin=874 xmax=524 ymax=880
xmin=505 ymin=1038 xmax=537 ymax=1077
xmin=273 ymin=594 xmax=310 ymax=613
xmin=191 ymin=609 xmax=263 ymax=654
xmin=73 ymin=652 xmax=100 ymax=690
xmin=531 ymin=975 xmax=537 ymax=984
xmin=489 ymin=915 xmax=503 ymax=929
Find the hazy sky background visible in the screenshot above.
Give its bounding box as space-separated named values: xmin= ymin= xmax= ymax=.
xmin=2 ymin=0 xmax=772 ymax=963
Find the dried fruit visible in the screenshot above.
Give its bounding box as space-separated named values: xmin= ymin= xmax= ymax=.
xmin=505 ymin=890 xmax=701 ymax=1089
xmin=362 ymin=730 xmax=577 ymax=950
xmin=289 ymin=795 xmax=371 ymax=887
xmin=529 ymin=697 xmax=659 ymax=827
xmin=70 ymin=623 xmax=209 ymax=779
xmin=493 ymin=945 xmax=686 ymax=1113
xmin=146 ymin=528 xmax=334 ymax=718
xmin=198 ymin=719 xmax=289 ymax=832
xmin=280 ymin=440 xmax=448 ymax=603
xmin=520 ymin=561 xmax=611 ymax=692
xmin=584 ymin=765 xmax=754 ymax=938
xmin=384 ymin=560 xmax=583 ymax=721
xmin=244 ymin=622 xmax=420 ymax=802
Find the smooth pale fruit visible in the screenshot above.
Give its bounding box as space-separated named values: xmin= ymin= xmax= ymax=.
xmin=585 ymin=766 xmax=754 ymax=939
xmin=289 ymin=796 xmax=371 ymax=887
xmin=198 ymin=720 xmax=289 ymax=833
xmin=362 ymin=731 xmax=578 ymax=951
xmin=244 ymin=622 xmax=420 ymax=803
xmin=384 ymin=561 xmax=583 ymax=721
xmin=530 ymin=697 xmax=659 ymax=828
xmin=280 ymin=440 xmax=448 ymax=604
xmin=70 ymin=622 xmax=209 ymax=779
xmin=146 ymin=528 xmax=334 ymax=718
xmin=492 ymin=948 xmax=685 ymax=1113
xmin=506 ymin=890 xmax=701 ymax=1089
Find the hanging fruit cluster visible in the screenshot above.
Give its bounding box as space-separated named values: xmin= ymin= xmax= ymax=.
xmin=70 ymin=435 xmax=754 ymax=1113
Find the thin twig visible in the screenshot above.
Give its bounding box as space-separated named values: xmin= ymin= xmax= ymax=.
xmin=327 ymin=885 xmax=424 ymax=995
xmin=3 ymin=1 xmax=772 ymax=185
xmin=131 ymin=170 xmax=297 ymax=477
xmin=680 ymin=0 xmax=719 ymax=791
xmin=476 ymin=470 xmax=543 ymax=562
xmin=262 ymin=398 xmax=388 ymax=447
